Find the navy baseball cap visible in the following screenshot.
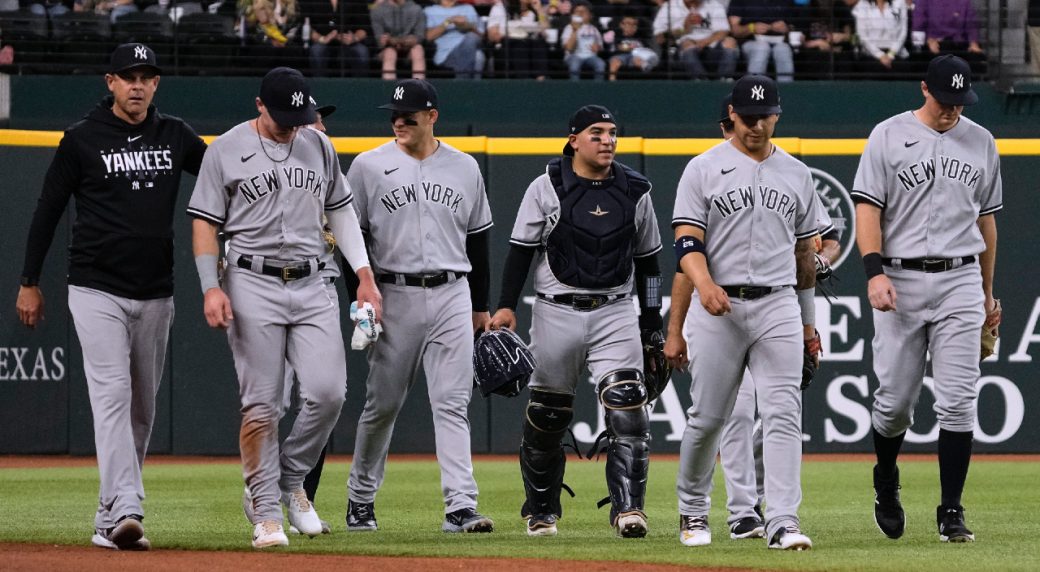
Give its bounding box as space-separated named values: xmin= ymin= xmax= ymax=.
xmin=316 ymin=104 xmax=336 ymax=118
xmin=379 ymin=79 xmax=438 ymax=112
xmin=259 ymin=67 xmax=316 ymax=128
xmin=719 ymin=93 xmax=733 ymax=123
xmin=563 ymin=104 xmax=616 ymax=156
xmin=110 ymin=43 xmax=161 ymax=75
xmin=925 ymin=54 xmax=978 ymax=106
xmin=730 ymin=75 xmax=782 ymax=116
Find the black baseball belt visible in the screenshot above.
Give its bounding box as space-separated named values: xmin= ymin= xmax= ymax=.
xmin=537 ymin=292 xmax=629 ymax=311
xmin=720 ymin=285 xmax=786 ymax=301
xmin=377 ymin=271 xmax=466 ymax=288
xmin=882 ymin=256 xmax=975 ymax=273
xmin=235 ymin=255 xmax=324 ymax=282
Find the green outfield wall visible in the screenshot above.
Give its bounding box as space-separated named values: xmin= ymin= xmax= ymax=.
xmin=1 ymin=77 xmax=1038 ymax=455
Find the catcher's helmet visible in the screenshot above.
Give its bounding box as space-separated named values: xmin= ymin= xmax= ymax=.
xmin=473 ymin=329 xmax=536 ymax=397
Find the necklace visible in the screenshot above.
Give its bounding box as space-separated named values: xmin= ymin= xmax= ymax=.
xmin=255 ymin=120 xmax=295 ymax=163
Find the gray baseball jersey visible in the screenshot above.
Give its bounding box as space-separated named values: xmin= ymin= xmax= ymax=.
xmin=187 ymin=121 xmax=353 ymax=526
xmin=673 ymin=140 xmax=822 ymax=287
xmin=852 ymin=111 xmax=1001 ymax=438
xmin=345 ymin=139 xmax=493 ymax=515
xmin=672 ymin=139 xmax=819 ymax=541
xmin=509 ymin=169 xmax=662 ymax=298
xmin=347 ymin=140 xmax=493 ymax=274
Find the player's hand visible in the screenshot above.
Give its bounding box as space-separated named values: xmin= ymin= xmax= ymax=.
xmin=355 ymin=268 xmax=383 ymax=322
xmin=203 ymin=287 xmax=234 ymax=329
xmin=472 ymin=311 xmax=491 ymax=333
xmin=804 ymin=325 xmax=821 ymax=368
xmin=488 ymin=308 xmax=517 ymax=331
xmin=16 ymin=286 xmax=45 ymax=329
xmin=698 ymin=283 xmax=732 ymax=316
xmin=663 ymin=331 xmax=689 ymax=371
xmin=867 ymin=274 xmax=897 ymax=312
xmin=984 ymin=296 xmax=1002 ymax=330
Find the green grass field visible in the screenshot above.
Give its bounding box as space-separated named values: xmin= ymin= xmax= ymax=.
xmin=1 ymin=457 xmax=1037 ymax=570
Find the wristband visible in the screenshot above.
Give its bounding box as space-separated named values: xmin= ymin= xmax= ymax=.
xmin=863 ymin=252 xmax=884 ymax=279
xmin=674 ymin=235 xmax=706 ymax=266
xmin=797 ymin=288 xmax=815 ymax=326
xmin=195 ymin=254 xmax=220 ymax=293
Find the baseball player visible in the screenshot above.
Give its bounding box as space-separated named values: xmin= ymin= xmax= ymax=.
xmin=666 ymin=94 xmax=841 ymax=541
xmin=15 ymin=43 xmax=207 ymax=551
xmin=489 ymin=105 xmax=664 ymax=539
xmin=344 ymin=79 xmax=495 ymax=534
xmin=188 ymin=67 xmax=379 ymax=549
xmin=853 ymin=54 xmax=1001 ymax=543
xmin=672 ymin=75 xmax=819 ymax=551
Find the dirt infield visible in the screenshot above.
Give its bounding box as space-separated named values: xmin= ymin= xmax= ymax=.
xmin=0 ymin=543 xmax=748 ymax=572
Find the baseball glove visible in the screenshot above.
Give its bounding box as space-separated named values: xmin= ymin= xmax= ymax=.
xmin=981 ymin=298 xmax=1002 ymax=361
xmin=802 ymin=329 xmax=822 ymax=391
xmin=642 ymin=329 xmax=672 ymax=401
xmin=814 ymin=253 xmax=838 ymax=302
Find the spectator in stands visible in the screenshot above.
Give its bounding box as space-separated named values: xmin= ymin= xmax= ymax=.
xmin=851 ymin=0 xmax=910 ymax=78
xmin=1030 ymin=0 xmax=1040 ymax=75
xmin=792 ymin=0 xmax=854 ymax=79
xmin=27 ymin=0 xmax=70 ymax=18
xmin=299 ymin=0 xmax=371 ymax=77
xmin=728 ymin=0 xmax=797 ymax=82
xmin=75 ymin=0 xmax=138 ymax=23
xmin=593 ymin=0 xmax=652 ymax=23
xmin=562 ymin=1 xmax=605 ymax=80
xmin=675 ymin=0 xmax=738 ymax=80
xmin=238 ymin=0 xmax=299 ymax=47
xmin=912 ymin=0 xmax=983 ymax=56
xmin=487 ymin=0 xmax=551 ymax=80
xmin=607 ymin=13 xmax=657 ymax=80
xmin=652 ymin=0 xmax=686 ymax=50
xmin=1 ymin=0 xmax=18 ymax=10
xmin=371 ymin=0 xmax=426 ymax=80
xmin=425 ymin=0 xmax=485 ymax=79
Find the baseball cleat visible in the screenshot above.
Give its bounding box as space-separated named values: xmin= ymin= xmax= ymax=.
xmin=289 ymin=519 xmax=331 ymax=535
xmin=283 ymin=489 xmax=324 ymax=537
xmin=252 ymin=520 xmax=289 ymax=549
xmin=347 ymin=500 xmax=378 ymax=531
xmin=873 ymin=465 xmax=905 ymax=539
xmin=526 ymin=514 xmax=558 ymax=537
xmin=730 ymin=516 xmax=766 ymax=539
xmin=768 ymin=525 xmax=812 ymax=551
xmin=92 ymin=516 xmax=150 ymax=551
xmin=442 ymin=507 xmax=494 ymax=533
xmin=679 ymin=514 xmax=711 ymax=547
xmin=937 ymin=505 xmax=975 ymax=543
xmin=615 ymin=511 xmax=648 ymax=538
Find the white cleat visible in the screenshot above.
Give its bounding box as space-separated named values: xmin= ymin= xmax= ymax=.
xmin=679 ymin=515 xmax=711 ymax=547
xmin=252 ymin=520 xmax=289 ymax=549
xmin=283 ymin=489 xmax=324 ymax=537
xmin=768 ymin=525 xmax=813 ymax=551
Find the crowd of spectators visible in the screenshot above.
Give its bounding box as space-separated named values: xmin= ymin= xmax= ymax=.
xmin=0 ymin=0 xmax=1016 ymax=80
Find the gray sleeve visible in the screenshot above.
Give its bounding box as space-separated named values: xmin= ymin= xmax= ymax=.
xmin=186 ymin=140 xmax=229 ymax=224
xmin=813 ymin=192 xmax=834 ymax=235
xmin=509 ymin=176 xmax=550 ymax=247
xmin=634 ymin=193 xmax=664 ymax=257
xmin=320 ymin=134 xmax=352 ymax=211
xmin=851 ymin=126 xmax=887 ymax=208
xmin=978 ymin=136 xmax=1003 ymax=216
xmin=346 ymin=156 xmax=370 ymax=231
xmin=467 ymin=161 xmax=494 ymax=234
xmin=796 ymin=168 xmax=822 ymax=240
xmin=672 ymin=160 xmax=706 ymax=230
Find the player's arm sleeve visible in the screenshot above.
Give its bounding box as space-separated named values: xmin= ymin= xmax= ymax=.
xmin=467 ymin=162 xmax=494 ymax=234
xmin=813 ymin=192 xmax=835 ymax=236
xmin=466 ymin=228 xmax=490 ymax=312
xmin=21 ymin=134 xmax=80 ymax=281
xmin=795 ymin=170 xmax=823 ymax=240
xmin=327 ymin=202 xmax=370 ymax=273
xmin=850 ymin=129 xmax=887 ymax=208
xmin=508 ymin=177 xmax=550 ymax=248
xmin=671 ymin=161 xmax=706 ymax=231
xmin=634 ymin=254 xmax=663 ymax=331
xmin=180 ymin=122 xmax=208 ymax=176
xmin=322 ymin=138 xmax=353 ymax=212
xmin=186 ymin=144 xmax=229 ymax=225
xmin=345 ymin=158 xmax=370 ymax=231
xmin=495 ymin=243 xmax=536 ymax=312
xmin=977 ymin=137 xmax=1003 ymax=216
xmin=634 ymin=192 xmax=664 ymax=258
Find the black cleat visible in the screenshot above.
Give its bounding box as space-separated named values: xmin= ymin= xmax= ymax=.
xmin=937 ymin=505 xmax=975 ymax=543
xmin=729 ymin=516 xmax=765 ymax=539
xmin=526 ymin=513 xmax=558 ymax=537
xmin=346 ymin=500 xmax=377 ymax=531
xmin=443 ymin=507 xmax=494 ymax=533
xmin=873 ymin=465 xmax=905 ymax=539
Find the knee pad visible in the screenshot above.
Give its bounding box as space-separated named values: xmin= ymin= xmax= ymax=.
xmin=525 ymin=389 xmax=574 ymax=444
xmin=598 ymin=369 xmax=648 ymax=411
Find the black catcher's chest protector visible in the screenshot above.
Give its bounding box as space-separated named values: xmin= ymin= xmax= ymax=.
xmin=545 ymin=157 xmax=650 ymax=289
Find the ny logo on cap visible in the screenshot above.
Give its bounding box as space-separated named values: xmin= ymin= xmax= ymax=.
xmin=601 ymin=113 xmax=610 ymax=119
xmin=751 ymin=85 xmax=765 ymax=101
xmin=134 ymin=46 xmax=148 ymax=60
xmin=394 ymin=87 xmax=405 ymax=100
xmin=291 ymin=91 xmax=304 ymax=107
xmin=951 ymin=74 xmax=964 ymax=89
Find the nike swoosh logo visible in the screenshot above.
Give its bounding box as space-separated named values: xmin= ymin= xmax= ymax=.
xmin=384 ymin=168 xmax=399 ymax=175
xmin=241 ymin=153 xmax=256 ymax=163
xmin=904 ymin=141 xmax=919 ymax=148
xmin=721 ymin=167 xmax=736 ymax=175
xmin=128 ymin=135 xmax=142 ymax=142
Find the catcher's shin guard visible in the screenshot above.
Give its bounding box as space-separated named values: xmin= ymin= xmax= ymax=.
xmin=598 ymin=370 xmax=650 ymax=524
xmin=520 ymin=389 xmax=574 ymax=518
